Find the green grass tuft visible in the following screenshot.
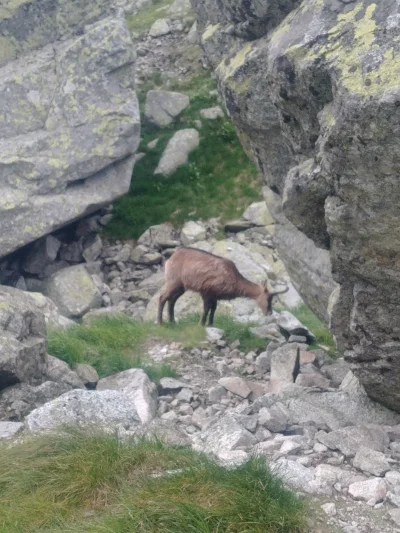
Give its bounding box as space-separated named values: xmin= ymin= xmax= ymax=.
xmin=0 ymin=429 xmax=307 ymax=533
xmin=289 ymin=304 xmax=336 ymax=354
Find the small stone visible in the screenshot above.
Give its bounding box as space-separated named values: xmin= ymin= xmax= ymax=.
xmin=149 ymin=18 xmax=171 ymax=37
xmin=208 ymin=385 xmax=227 ymax=403
xmin=216 ymin=360 xmax=229 ymax=376
xmin=237 ymin=415 xmax=258 ymax=433
xmin=277 ymin=311 xmax=316 ymax=343
xmin=389 ymin=509 xmax=400 ymax=527
xmin=0 ymin=421 xmax=24 ymax=440
xmin=289 ymin=335 xmax=307 ymax=343
xmin=348 ymin=478 xmax=387 ymax=503
xmin=258 ymin=404 xmax=289 ymax=433
xmin=243 ymin=202 xmax=274 ymax=227
xmin=255 ymin=352 xmax=271 ymax=373
xmin=353 ymin=446 xmax=391 ymax=476
xmin=181 ymin=220 xmax=206 ymax=246
xmin=385 ymin=470 xmax=400 ymax=487
xmin=161 ymin=410 xmax=178 ymax=421
xmin=159 ymin=378 xmax=190 ymax=394
xmin=74 ymin=364 xmax=99 ymax=388
xmin=155 ymin=129 xmax=200 ymax=176
xmin=321 ymin=503 xmax=337 ymax=517
xmin=176 ymin=388 xmax=193 ymax=402
xmin=218 ymin=377 xmax=251 ymax=399
xmin=296 ymin=373 xmax=331 ymax=388
xmin=314 ymin=442 xmax=329 ymax=453
xmin=206 ymin=327 xmax=224 ymax=343
xmin=200 ymin=106 xmax=224 ymax=120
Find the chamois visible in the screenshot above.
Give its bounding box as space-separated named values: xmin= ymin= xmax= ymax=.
xmin=157 ymin=247 xmax=289 ymax=326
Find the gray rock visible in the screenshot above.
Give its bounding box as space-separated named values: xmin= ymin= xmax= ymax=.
xmin=206 ymin=327 xmax=224 ymax=343
xmin=258 ymin=404 xmax=288 ymax=433
xmin=25 ymin=390 xmax=140 ymax=432
xmin=154 ymin=129 xmax=200 ymax=176
xmin=138 ymin=223 xmax=178 ymax=248
xmin=192 ymin=0 xmax=400 ymax=414
xmin=181 ymin=220 xmax=206 ymax=245
xmin=0 ymin=9 xmax=139 ymax=260
xmin=45 ymin=355 xmax=85 ymax=389
xmin=250 ymin=324 xmax=285 ymax=341
xmin=82 ymin=234 xmax=103 ymax=262
xmin=389 ymin=509 xmax=400 ymax=527
xmin=295 ymin=372 xmax=330 ymax=389
xmin=74 ymin=364 xmax=99 ymax=387
xmin=353 ymin=446 xmax=391 ymax=477
xmin=270 ymin=343 xmax=300 ymax=392
xmin=224 ymin=220 xmax=254 ymax=232
xmin=218 ymin=377 xmax=251 ymax=399
xmin=145 ymin=90 xmax=189 ymax=127
xmin=348 ymin=478 xmax=387 ymax=504
xmin=0 ymin=286 xmax=47 ymax=390
xmin=44 ymin=265 xmax=102 ymax=318
xmin=97 ymin=369 xmax=157 ymax=423
xmin=208 ymin=385 xmax=227 ymax=403
xmin=186 ymin=21 xmax=198 ymax=43
xmin=159 ymin=377 xmax=190 ymax=394
xmin=321 ymin=360 xmax=351 ymax=388
xmin=22 ymin=236 xmax=61 ymax=274
xmin=167 ymin=0 xmax=192 ymax=15
xmin=243 ymin=202 xmax=274 ymax=227
xmin=288 ymin=335 xmax=307 ymax=343
xmin=271 ymin=459 xmax=316 ymax=493
xmin=192 ymin=413 xmax=256 ymax=456
xmin=129 ymin=419 xmax=190 ymax=446
xmin=0 ymin=381 xmax=71 ymax=421
xmin=255 ymin=352 xmax=271 ymax=373
xmin=27 ymin=292 xmax=74 ymax=329
xmin=277 ymin=312 xmax=316 ymax=343
xmin=200 ymin=106 xmax=224 ymax=120
xmin=0 ymin=421 xmax=24 ymax=440
xmin=149 ymin=18 xmax=171 ymax=38
xmin=316 ymin=426 xmax=389 ymax=458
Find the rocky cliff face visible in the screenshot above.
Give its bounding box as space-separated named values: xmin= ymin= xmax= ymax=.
xmin=0 ymin=0 xmax=140 ymax=258
xmin=191 ymin=0 xmax=400 ymax=411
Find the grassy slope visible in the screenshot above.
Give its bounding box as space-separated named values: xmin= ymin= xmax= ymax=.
xmin=0 ymin=429 xmax=307 ymax=533
xmin=107 ymin=73 xmax=262 ymax=240
xmin=47 ymin=314 xmax=271 ymax=381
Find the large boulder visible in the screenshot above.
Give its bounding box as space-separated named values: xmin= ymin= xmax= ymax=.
xmin=44 ymin=265 xmax=102 ymax=318
xmin=192 ymin=0 xmax=400 ymax=411
xmin=0 ymin=0 xmax=140 ymax=260
xmin=25 ymin=389 xmax=141 ymax=432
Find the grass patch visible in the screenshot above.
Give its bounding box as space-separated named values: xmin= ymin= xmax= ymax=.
xmin=107 ymin=73 xmax=262 ymax=240
xmin=289 ymin=304 xmax=336 ymax=354
xmin=0 ymin=429 xmax=307 ymax=533
xmin=48 ymin=315 xmax=206 ymax=380
xmin=48 ymin=314 xmax=270 ymax=381
xmin=127 ymin=0 xmax=174 ymax=36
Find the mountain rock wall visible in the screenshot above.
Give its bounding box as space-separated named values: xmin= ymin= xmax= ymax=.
xmin=0 ymin=0 xmax=140 ymax=258
xmin=191 ymin=0 xmax=400 ymax=411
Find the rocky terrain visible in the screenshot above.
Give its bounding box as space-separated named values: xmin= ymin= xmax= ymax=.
xmin=1 ymin=0 xmax=400 ymax=531
xmin=191 ymin=0 xmax=400 ymax=412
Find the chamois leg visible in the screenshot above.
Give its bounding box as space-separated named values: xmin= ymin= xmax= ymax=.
xmin=168 ymin=287 xmax=185 ymax=323
xmin=200 ymin=295 xmax=212 ymax=327
xmin=208 ymin=299 xmax=217 ymax=326
xmin=158 ymin=284 xmax=177 ymax=325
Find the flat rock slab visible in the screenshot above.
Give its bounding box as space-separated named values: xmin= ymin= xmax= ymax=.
xmin=155 ymin=129 xmax=199 ymax=176
xmin=348 ymin=478 xmax=387 ymax=504
xmin=270 ymin=343 xmax=301 ymax=392
xmin=277 ymin=311 xmax=316 ymax=343
xmin=145 ymin=90 xmax=189 ymax=127
xmin=25 ymin=390 xmax=140 ymax=432
xmin=353 ymin=446 xmax=391 ymax=477
xmin=316 ymin=425 xmax=389 ymax=458
xmin=97 ymin=369 xmax=157 ymax=423
xmin=218 ymin=377 xmax=251 ymax=398
xmin=0 ymin=421 xmax=24 ymax=440
xmin=159 ymin=377 xmax=191 ymax=394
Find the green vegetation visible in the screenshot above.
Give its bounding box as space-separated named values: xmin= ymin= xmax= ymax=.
xmin=107 ymin=73 xmax=262 ymax=240
xmin=127 ymin=0 xmax=174 ymax=36
xmin=47 ymin=313 xmax=270 ymax=379
xmin=0 ymin=429 xmax=307 ymax=533
xmin=290 ymin=304 xmax=336 ymax=354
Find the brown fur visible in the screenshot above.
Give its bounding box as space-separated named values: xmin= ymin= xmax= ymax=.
xmin=157 ymin=247 xmax=288 ymax=326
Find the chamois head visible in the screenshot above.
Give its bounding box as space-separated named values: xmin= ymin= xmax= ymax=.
xmin=256 ymin=282 xmax=289 ymax=316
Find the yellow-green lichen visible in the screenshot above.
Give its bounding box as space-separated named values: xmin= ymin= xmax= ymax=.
xmin=202 ymin=23 xmax=220 ymax=42
xmin=216 ymin=42 xmax=254 ymax=81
